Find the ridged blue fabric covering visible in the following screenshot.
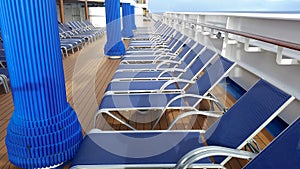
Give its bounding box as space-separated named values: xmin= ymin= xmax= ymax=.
xmin=245 ymin=117 xmax=300 ymax=169
xmin=0 ymin=0 xmax=83 ymax=168
xmin=104 ymin=0 xmax=126 ymax=56
xmin=130 ymin=5 xmax=137 ymax=30
xmin=122 ymin=3 xmax=133 ymax=38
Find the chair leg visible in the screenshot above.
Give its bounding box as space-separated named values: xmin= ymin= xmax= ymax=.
xmin=0 ymin=75 xmax=9 ymax=93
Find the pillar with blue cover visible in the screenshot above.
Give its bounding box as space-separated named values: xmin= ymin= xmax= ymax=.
xmin=130 ymin=5 xmax=137 ymax=30
xmin=122 ymin=3 xmax=133 ymax=38
xmin=0 ymin=0 xmax=82 ymax=168
xmin=104 ymin=0 xmax=126 ymax=56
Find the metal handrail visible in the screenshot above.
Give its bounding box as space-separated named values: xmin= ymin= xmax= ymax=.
xmin=166 ymin=16 xmax=300 ymax=51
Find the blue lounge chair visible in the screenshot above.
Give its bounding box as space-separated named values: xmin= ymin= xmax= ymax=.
xmin=70 ymin=79 xmax=294 ymax=169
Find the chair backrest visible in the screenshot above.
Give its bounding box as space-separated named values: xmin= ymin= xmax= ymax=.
xmin=170 ymin=35 xmax=188 ymax=53
xmin=244 ymin=117 xmax=300 ymax=169
xmin=0 ymin=68 xmax=9 ymax=77
xmin=203 ymin=79 xmax=292 ymax=163
xmin=175 ymin=40 xmax=196 ymax=61
xmin=178 ymin=43 xmax=205 ymax=70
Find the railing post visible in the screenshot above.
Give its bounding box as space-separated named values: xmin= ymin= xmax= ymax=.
xmin=0 ymin=0 xmax=82 ymax=168
xmin=104 ymin=0 xmax=126 ymax=57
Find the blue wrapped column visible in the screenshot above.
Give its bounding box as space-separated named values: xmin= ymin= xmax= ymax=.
xmin=104 ymin=0 xmax=126 ymax=56
xmin=122 ymin=3 xmax=133 ymax=38
xmin=0 ymin=0 xmax=83 ymax=168
xmin=130 ymin=5 xmax=137 ymax=30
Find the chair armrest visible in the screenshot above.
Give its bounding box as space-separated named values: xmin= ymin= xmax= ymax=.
xmin=158 ymin=68 xmax=185 ymax=78
xmin=156 ymin=60 xmax=181 ymax=70
xmin=167 ymin=110 xmax=222 ymax=130
xmin=175 ymin=146 xmax=256 ymax=169
xmin=160 ymin=79 xmax=195 ymax=91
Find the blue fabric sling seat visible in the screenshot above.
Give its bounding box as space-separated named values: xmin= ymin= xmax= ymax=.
xmin=112 ymin=48 xmax=217 ymax=82
xmin=105 ymin=51 xmax=226 ymax=94
xmin=117 ymin=40 xmax=201 ymax=72
xmin=70 ymin=79 xmax=293 ymax=168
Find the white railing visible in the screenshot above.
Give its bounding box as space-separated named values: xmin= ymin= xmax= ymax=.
xmin=161 ymin=12 xmax=300 ymax=123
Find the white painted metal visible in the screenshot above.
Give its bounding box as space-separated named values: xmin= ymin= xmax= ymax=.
xmin=163 ymin=12 xmax=300 ymax=124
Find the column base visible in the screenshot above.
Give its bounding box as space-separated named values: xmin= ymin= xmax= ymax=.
xmin=108 ymin=56 xmax=122 ymax=60
xmin=6 ymin=104 xmax=83 ymax=169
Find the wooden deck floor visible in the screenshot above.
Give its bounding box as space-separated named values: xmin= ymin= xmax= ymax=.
xmin=0 ymin=36 xmax=274 ymax=169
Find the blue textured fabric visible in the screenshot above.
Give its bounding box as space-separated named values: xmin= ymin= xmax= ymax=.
xmin=0 ymin=0 xmax=82 ymax=168
xmin=130 ymin=5 xmax=137 ymax=30
xmin=106 ymin=80 xmax=178 ymax=92
xmin=181 ymin=43 xmax=204 ymax=66
xmin=104 ymin=0 xmax=126 ymax=56
xmin=245 ymin=117 xmax=300 ymax=169
xmin=179 ymin=49 xmax=216 ymax=81
xmin=187 ymin=56 xmax=233 ymax=95
xmin=0 ymin=68 xmax=9 ymax=77
xmin=70 ymin=132 xmax=210 ymax=167
xmin=99 ymin=93 xmax=187 ymax=109
xmin=71 ymin=80 xmax=292 ymax=168
xmin=204 ymin=79 xmax=291 ymax=163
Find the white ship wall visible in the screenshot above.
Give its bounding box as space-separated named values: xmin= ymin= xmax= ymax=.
xmin=164 ymin=12 xmax=300 ymax=124
xmin=57 ymin=4 xmax=144 ymax=28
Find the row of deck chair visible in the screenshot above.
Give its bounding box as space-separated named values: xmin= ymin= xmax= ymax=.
xmin=130 ymin=21 xmax=169 ymax=41
xmin=97 ymin=31 xmax=235 ymax=130
xmin=71 ymin=79 xmax=296 ymax=168
xmin=59 ymin=20 xmax=105 ymax=57
xmin=70 ymin=21 xmax=297 ymax=168
xmin=128 ymin=22 xmax=177 ymax=49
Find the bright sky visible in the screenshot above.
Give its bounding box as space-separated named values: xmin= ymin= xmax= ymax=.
xmin=148 ymin=0 xmax=300 ymax=13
